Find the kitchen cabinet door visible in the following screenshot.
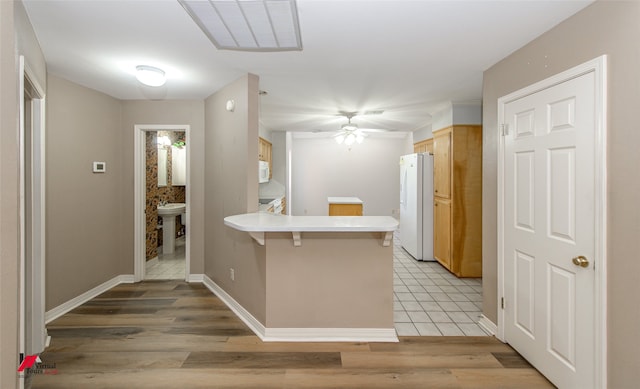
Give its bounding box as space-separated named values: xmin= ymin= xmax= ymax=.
xmin=433 ymin=198 xmax=451 ymax=269
xmin=259 ymin=137 xmax=273 ymax=179
xmin=433 ymin=130 xmax=451 ymax=199
xmin=424 ymin=139 xmax=433 ymax=154
xmin=258 ymin=137 xmax=271 ymax=161
xmin=413 ymin=139 xmax=433 ymax=154
xmin=328 ymin=203 xmax=363 ymax=216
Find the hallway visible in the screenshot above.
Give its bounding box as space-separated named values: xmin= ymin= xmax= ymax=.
xmin=31 ymin=280 xmax=553 ymax=388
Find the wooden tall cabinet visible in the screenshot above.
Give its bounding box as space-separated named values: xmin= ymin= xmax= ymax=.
xmin=432 ymin=125 xmax=482 ymax=277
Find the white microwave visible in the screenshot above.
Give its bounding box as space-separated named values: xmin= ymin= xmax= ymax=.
xmin=259 ymin=160 xmax=270 ymax=183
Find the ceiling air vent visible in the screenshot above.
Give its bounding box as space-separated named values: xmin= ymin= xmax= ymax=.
xmin=178 ymin=0 xmax=303 ymax=52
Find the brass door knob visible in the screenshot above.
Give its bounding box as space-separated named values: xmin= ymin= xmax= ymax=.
xmin=572 ymin=255 xmax=589 ymax=268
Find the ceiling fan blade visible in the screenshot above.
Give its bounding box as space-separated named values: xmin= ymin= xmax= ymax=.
xmin=359 ymin=128 xmax=392 ymax=133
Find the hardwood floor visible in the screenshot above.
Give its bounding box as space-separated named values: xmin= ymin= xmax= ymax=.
xmin=31 ymin=280 xmax=554 ymax=388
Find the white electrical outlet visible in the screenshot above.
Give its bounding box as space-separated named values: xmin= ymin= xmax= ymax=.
xmin=230 ymin=268 xmax=235 ymax=281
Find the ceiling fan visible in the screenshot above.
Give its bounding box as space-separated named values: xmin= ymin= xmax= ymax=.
xmin=332 ymin=111 xmax=389 ymax=146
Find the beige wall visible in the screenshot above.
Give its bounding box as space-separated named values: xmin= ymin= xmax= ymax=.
xmin=2 ymin=2 xmax=47 ymax=387
xmin=482 ymin=1 xmax=640 ymax=385
xmin=121 ymin=100 xmax=205 ymax=273
xmin=45 ymin=92 xmax=207 ymax=306
xmin=204 ymin=74 xmax=267 ymax=324
xmin=1 ymin=2 xmax=19 ymax=387
xmin=14 ymin=0 xmax=45 ymax=87
xmin=266 ymin=232 xmax=393 ymax=328
xmin=45 ymin=75 xmax=124 ymax=309
xmin=290 ymin=136 xmax=410 ymax=217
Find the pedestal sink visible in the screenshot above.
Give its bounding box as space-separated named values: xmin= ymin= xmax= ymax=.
xmin=157 ymin=203 xmax=185 ymax=254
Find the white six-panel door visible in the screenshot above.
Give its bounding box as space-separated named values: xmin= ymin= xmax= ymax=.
xmin=501 ymin=66 xmax=602 ymax=388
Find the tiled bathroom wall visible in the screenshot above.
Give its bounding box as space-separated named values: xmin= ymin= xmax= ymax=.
xmin=145 ymin=131 xmax=186 ymax=260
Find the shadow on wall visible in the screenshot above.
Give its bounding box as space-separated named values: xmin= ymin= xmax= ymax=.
xmin=145 ymin=131 xmax=186 ymax=260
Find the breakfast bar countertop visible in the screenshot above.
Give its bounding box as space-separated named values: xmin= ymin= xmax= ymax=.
xmin=224 ymin=212 xmax=398 ymax=233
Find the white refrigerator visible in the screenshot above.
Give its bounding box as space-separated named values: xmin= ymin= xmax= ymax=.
xmin=399 ymin=153 xmax=434 ymax=261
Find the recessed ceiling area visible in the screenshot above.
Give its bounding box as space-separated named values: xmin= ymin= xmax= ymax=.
xmin=21 ymin=0 xmax=594 ymax=133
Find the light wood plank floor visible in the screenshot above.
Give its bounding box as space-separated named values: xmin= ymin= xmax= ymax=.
xmin=31 ymin=280 xmax=554 ymax=388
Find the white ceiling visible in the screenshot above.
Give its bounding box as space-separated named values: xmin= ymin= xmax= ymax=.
xmin=22 ymin=0 xmax=593 ymax=133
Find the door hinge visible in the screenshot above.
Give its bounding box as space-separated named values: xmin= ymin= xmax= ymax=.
xmin=501 ymin=124 xmax=509 ymax=136
xmin=501 ymin=297 xmax=505 ymax=309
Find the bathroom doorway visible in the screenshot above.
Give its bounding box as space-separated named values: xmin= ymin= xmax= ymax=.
xmin=134 ymin=125 xmax=190 ymax=281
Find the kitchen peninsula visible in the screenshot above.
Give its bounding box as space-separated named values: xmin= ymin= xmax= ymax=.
xmin=223 ymin=212 xmax=399 ymax=342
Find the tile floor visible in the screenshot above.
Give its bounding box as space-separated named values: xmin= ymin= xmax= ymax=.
xmin=145 ymin=236 xmax=186 ymax=280
xmin=144 ymin=233 xmax=486 ymax=336
xmin=393 ymin=233 xmax=487 ymax=336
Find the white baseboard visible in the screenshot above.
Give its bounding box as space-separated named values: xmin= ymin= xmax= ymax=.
xmin=478 ymin=314 xmax=497 ymax=336
xmin=264 ymin=327 xmax=398 ymax=342
xmin=202 ymin=275 xmax=398 ymax=343
xmin=188 ymin=273 xmax=204 ymax=282
xmin=45 ymin=274 xmax=134 ymax=323
xmin=202 ymin=275 xmax=267 ymax=339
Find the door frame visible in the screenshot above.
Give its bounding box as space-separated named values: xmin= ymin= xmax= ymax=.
xmin=18 ymin=55 xmax=47 ymax=363
xmin=134 ymin=124 xmax=191 ymax=282
xmin=496 ymin=56 xmax=607 ymax=387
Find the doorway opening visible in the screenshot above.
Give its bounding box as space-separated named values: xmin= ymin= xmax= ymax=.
xmin=134 ymin=125 xmax=190 ymax=282
xmin=19 ymin=56 xmax=47 ymax=369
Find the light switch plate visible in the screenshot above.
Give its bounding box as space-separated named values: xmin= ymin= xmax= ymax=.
xmin=93 ymin=161 xmax=106 ymax=173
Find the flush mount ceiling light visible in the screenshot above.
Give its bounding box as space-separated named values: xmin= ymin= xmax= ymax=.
xmin=178 ymin=0 xmax=303 ymax=51
xmin=135 ymin=65 xmax=166 ymax=87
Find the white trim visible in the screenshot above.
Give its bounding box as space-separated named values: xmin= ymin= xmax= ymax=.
xmin=188 ymin=274 xmax=204 ymax=283
xmin=18 ymin=55 xmax=26 ymax=389
xmin=202 ymin=275 xmax=398 ymax=343
xmin=202 ymin=275 xmax=267 ymax=339
xmin=593 ymin=56 xmax=608 ymax=389
xmin=477 ymin=315 xmax=497 ymax=336
xmin=45 ymin=275 xmax=134 ymax=323
xmin=30 ymin=69 xmax=47 ymax=354
xmin=134 ymin=125 xmax=191 ymax=282
xmin=18 ymin=56 xmax=48 ymax=363
xmin=496 ymin=55 xmax=607 ymax=388
xmin=263 ymin=328 xmax=398 ymax=343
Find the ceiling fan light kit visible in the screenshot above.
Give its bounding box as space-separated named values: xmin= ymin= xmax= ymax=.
xmin=335 ymin=131 xmax=364 ymax=146
xmin=341 ymin=123 xmax=358 ymax=132
xmin=332 ymin=112 xmax=374 ymax=147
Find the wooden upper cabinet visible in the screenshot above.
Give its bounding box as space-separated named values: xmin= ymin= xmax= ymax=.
xmin=413 ymin=139 xmax=433 ymax=154
xmin=259 ymin=137 xmax=273 ymax=179
xmin=433 ymin=130 xmax=451 ymax=199
xmin=258 ymin=137 xmax=271 ymax=161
